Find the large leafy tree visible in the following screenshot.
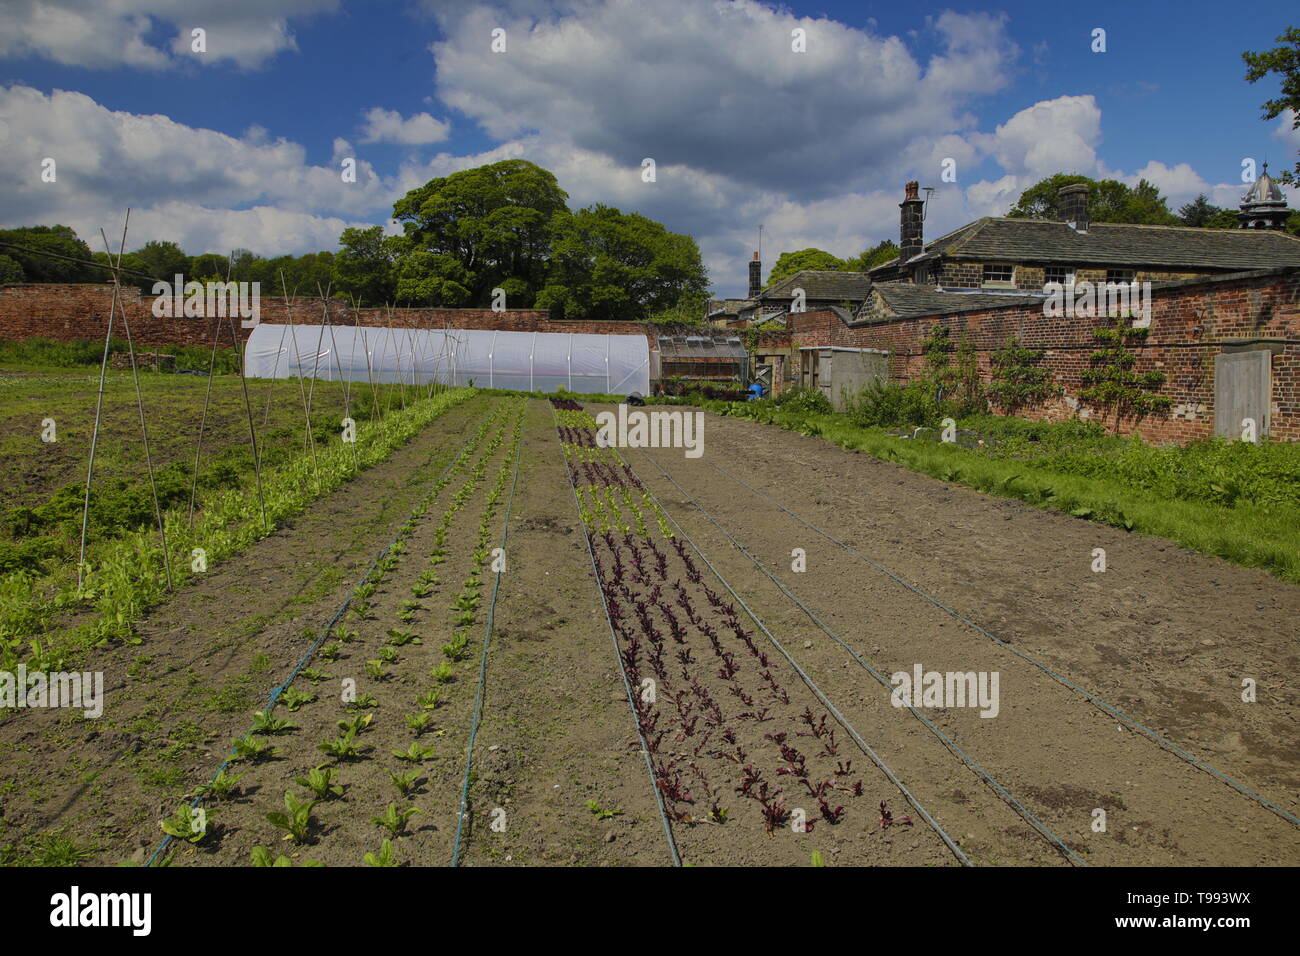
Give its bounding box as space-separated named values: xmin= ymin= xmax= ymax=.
xmin=846 ymin=238 xmax=900 ymax=271
xmin=133 ymin=240 xmax=188 ymax=281
xmin=1007 ymin=174 xmax=1179 ymax=225
xmin=391 ymin=158 xmax=568 ymax=306
xmin=766 ymin=248 xmax=845 ymax=286
xmin=332 ymin=226 xmax=397 ymax=305
xmin=1244 ymin=26 xmax=1300 ymax=183
xmin=536 ymin=204 xmax=709 ymax=322
xmin=0 ymin=225 xmax=98 ymax=282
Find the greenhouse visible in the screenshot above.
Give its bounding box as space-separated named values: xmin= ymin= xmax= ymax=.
xmin=243 ymin=324 xmax=652 ymax=395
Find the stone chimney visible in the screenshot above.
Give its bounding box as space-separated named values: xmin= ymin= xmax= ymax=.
xmin=899 ymin=181 xmax=924 ymax=265
xmin=748 ymin=251 xmax=762 ymax=299
xmin=1058 ymin=183 xmax=1089 ymax=232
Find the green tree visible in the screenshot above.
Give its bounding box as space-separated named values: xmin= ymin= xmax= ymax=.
xmin=188 ymin=253 xmax=230 ymax=281
xmin=536 ymin=205 xmax=708 ymax=322
xmin=1007 ymin=174 xmax=1178 ymax=225
xmin=1243 ymin=26 xmax=1300 ymax=183
xmin=0 ymin=254 xmax=23 ymax=284
xmin=765 ymin=248 xmax=845 ymax=287
xmin=0 ymin=225 xmax=97 ymax=283
xmin=133 ymin=240 xmax=189 ymax=281
xmin=845 ymin=239 xmax=900 ymax=271
xmin=333 ymin=226 xmax=397 ymax=305
xmin=1178 ymin=194 xmax=1219 ymax=226
xmin=392 ymin=158 xmax=568 ymax=306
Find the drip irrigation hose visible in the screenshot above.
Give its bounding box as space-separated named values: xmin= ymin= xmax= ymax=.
xmin=552 ymin=406 xmax=684 ymax=867
xmin=614 ymin=449 xmax=972 ymax=866
xmin=452 ymin=403 xmax=526 ymax=867
xmin=703 ymin=457 xmax=1300 ymax=830
xmin=146 ymin=402 xmax=500 ymax=867
xmin=634 ymin=448 xmax=1087 ymax=866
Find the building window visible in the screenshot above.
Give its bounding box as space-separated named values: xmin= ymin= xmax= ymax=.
xmin=914 ymin=265 xmax=929 ymax=284
xmin=1043 ymin=266 xmax=1075 ymax=289
xmin=1106 ymin=269 xmax=1135 ymax=285
xmin=982 ymin=263 xmax=1015 ymax=287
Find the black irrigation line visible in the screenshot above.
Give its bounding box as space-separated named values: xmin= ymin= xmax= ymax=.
xmin=633 ymin=446 xmax=1088 ymax=866
xmin=607 ymin=444 xmax=972 ymax=866
xmin=451 ymin=402 xmax=526 ymax=867
xmin=700 ymin=456 xmax=1300 ymax=830
xmin=551 ymin=404 xmax=683 ymax=867
xmin=146 ymin=400 xmax=500 ymax=867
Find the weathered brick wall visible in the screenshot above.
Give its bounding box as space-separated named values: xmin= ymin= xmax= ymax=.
xmin=788 ymin=269 xmax=1300 ymax=443
xmin=0 ymin=284 xmax=656 ymax=345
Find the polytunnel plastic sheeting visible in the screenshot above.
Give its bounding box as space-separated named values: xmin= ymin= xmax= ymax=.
xmin=243 ymin=324 xmax=651 ymax=396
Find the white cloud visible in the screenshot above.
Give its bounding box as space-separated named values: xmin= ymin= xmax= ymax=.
xmin=0 ymin=0 xmax=340 ymax=70
xmin=971 ymin=95 xmax=1103 ymax=179
xmin=359 ymin=107 xmax=451 ymax=145
xmin=428 ymin=0 xmax=1018 ymax=200
xmin=0 ymin=84 xmax=387 ymax=256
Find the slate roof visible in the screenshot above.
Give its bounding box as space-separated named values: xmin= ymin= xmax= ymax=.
xmin=871 ymin=218 xmax=1300 ymax=272
xmin=861 ymin=282 xmax=1044 ymax=320
xmin=756 ymin=269 xmax=873 ymax=301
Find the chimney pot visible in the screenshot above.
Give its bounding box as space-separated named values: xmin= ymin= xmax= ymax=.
xmin=1057 ymin=183 xmax=1090 ymax=232
xmin=899 ymin=181 xmax=925 ymax=270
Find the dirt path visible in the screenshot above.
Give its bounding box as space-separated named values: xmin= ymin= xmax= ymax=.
xmin=626 ymin=407 xmax=1299 ymax=866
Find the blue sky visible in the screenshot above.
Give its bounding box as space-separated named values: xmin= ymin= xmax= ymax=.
xmin=2 ymin=0 xmax=1297 ymax=296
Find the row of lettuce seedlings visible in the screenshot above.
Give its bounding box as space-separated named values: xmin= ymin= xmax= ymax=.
xmin=158 ymin=398 xmax=524 ymax=865
xmin=553 ymin=400 xmax=875 ymax=850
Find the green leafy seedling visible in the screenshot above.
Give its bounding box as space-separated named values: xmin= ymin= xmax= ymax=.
xmin=405 ymin=712 xmax=433 ymax=733
xmin=294 ymin=764 xmax=343 ymax=800
xmin=393 ymin=742 xmax=434 ymax=763
xmin=585 ymin=799 xmax=623 ymax=821
xmin=251 ymin=710 xmax=296 ymax=735
xmin=231 ymin=734 xmax=277 ymax=762
xmin=430 ymin=662 xmax=453 ymax=684
xmin=386 ymin=628 xmax=421 ymax=646
xmin=318 ymin=729 xmax=361 ymax=760
xmin=194 ymin=769 xmax=246 ymax=800
xmin=266 ymin=791 xmax=317 ymax=844
xmin=160 ymin=804 xmax=210 ymax=844
xmin=280 ymin=688 xmax=316 ymax=712
xmin=372 ymin=803 xmax=421 ymax=837
xmin=337 ymin=713 xmax=374 ymax=735
xmin=251 ymin=846 xmax=324 ymax=867
xmin=389 ymin=768 xmax=422 ymax=796
xmin=364 ymin=839 xmax=397 ymax=867
xmin=364 ymin=660 xmax=388 ymax=680
xmin=416 ymin=689 xmax=441 ymax=710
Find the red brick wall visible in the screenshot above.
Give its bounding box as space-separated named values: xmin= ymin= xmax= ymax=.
xmin=0 ymin=284 xmax=656 ymax=347
xmin=787 ymin=270 xmax=1300 ymax=443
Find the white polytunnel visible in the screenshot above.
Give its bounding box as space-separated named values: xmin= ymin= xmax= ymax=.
xmin=243 ymin=324 xmax=651 ymax=396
